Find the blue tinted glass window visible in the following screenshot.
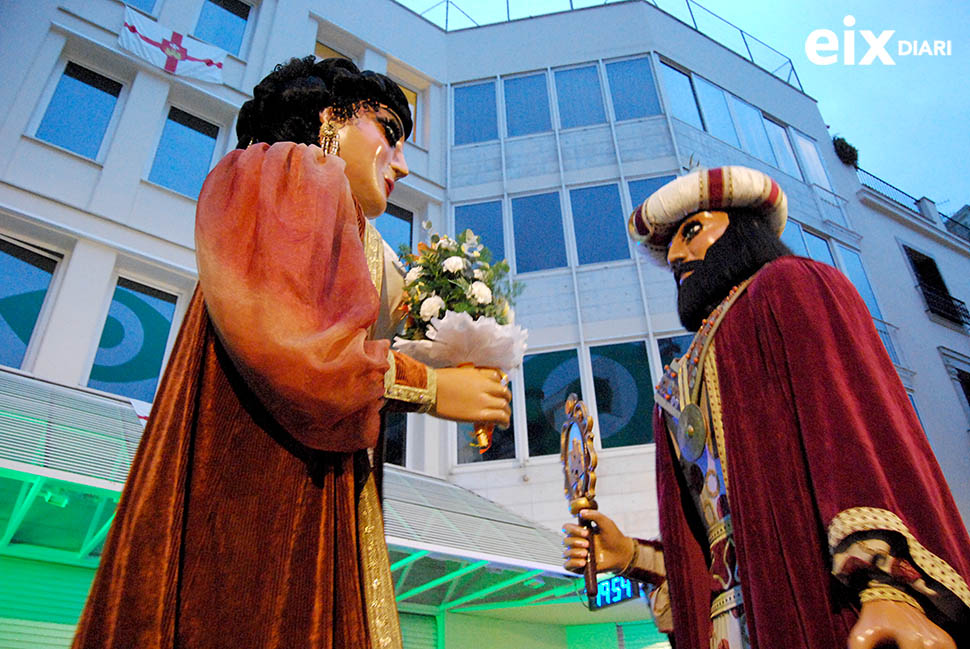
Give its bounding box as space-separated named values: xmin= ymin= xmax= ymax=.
xmin=837 ymin=246 xmax=883 ymax=319
xmin=659 ymin=64 xmax=702 ymax=129
xmin=454 ymin=82 xmax=498 ymax=145
xmin=88 ymin=278 xmax=177 ymax=402
xmin=606 ymin=57 xmax=662 ymax=121
xmin=455 ymin=201 xmax=505 ymax=263
xmin=693 ymin=78 xmax=739 ymax=147
xmin=658 ymin=334 xmax=693 ymax=369
xmin=554 ymin=66 xmax=606 ymax=129
xmin=458 ymin=382 xmax=515 ymax=463
xmin=374 ymin=204 xmax=413 ymax=257
xmin=764 ymin=120 xmax=802 ymax=179
xmin=592 ymin=342 xmax=654 ymax=448
xmin=36 ymin=63 xmax=121 ymax=159
xmin=729 ymin=96 xmax=776 ymax=166
xmin=524 ymin=349 xmax=580 ymax=456
xmin=504 ymin=74 xmax=551 ymax=137
xmin=148 ymin=107 xmax=217 ymax=198
xmin=511 ymin=193 xmax=567 ymax=273
xmin=0 ymin=239 xmax=59 ymax=369
xmin=779 ymin=221 xmax=808 ymax=256
xmin=792 ymin=131 xmax=831 ymax=190
xmin=628 ymin=175 xmax=676 ymax=208
xmin=804 ymin=231 xmax=834 ymax=266
xmin=570 ymin=184 xmax=628 ymax=264
xmin=126 ymin=0 xmax=156 ymax=12
xmin=195 ymin=0 xmax=250 ymax=56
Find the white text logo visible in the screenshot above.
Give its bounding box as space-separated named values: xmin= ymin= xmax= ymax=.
xmin=805 ymin=16 xmax=951 ymax=66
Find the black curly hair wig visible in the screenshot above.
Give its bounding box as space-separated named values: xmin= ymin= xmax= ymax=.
xmin=235 ymin=56 xmax=412 ymax=149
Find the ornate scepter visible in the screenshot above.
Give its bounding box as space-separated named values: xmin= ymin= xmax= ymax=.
xmin=560 ymin=393 xmax=598 ymax=599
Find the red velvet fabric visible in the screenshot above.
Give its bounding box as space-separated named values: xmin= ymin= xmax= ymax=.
xmin=656 ymin=256 xmax=970 ymax=648
xmin=73 ymin=143 xmax=390 ymax=648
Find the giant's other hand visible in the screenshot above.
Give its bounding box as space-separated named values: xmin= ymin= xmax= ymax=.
xmin=434 ymin=367 xmax=511 ymax=426
xmin=562 ymin=509 xmax=632 ymax=574
xmin=848 ymin=600 xmax=955 ymax=649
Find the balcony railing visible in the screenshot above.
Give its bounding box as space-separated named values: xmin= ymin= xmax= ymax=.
xmin=392 ymin=0 xmax=802 ymax=91
xmin=943 ymin=215 xmax=970 ymax=245
xmin=857 ymin=168 xmax=920 ymax=213
xmin=917 ymin=283 xmax=970 ymax=326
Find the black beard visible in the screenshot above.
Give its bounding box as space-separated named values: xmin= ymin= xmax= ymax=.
xmin=675 ymin=215 xmax=792 ymax=331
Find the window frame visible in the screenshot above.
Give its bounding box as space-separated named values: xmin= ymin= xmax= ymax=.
xmin=0 ymin=231 xmax=69 ymax=372
xmin=551 ymin=63 xmax=608 ymax=131
xmin=566 ymin=181 xmax=632 ymax=267
xmin=145 ymin=104 xmax=222 ymax=198
xmin=508 ymin=189 xmax=570 ymax=275
xmin=602 ymin=54 xmax=663 ymax=123
xmin=501 ymin=70 xmax=553 ymax=139
xmin=451 ymin=78 xmax=500 ymax=147
xmin=29 ymin=58 xmax=129 ymax=164
xmin=192 ymin=0 xmax=257 ymax=60
xmin=83 ymin=265 xmax=189 ymax=404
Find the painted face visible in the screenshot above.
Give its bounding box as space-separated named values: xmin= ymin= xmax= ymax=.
xmin=666 ymin=210 xmax=730 ymax=285
xmin=322 ymin=104 xmax=409 ymax=218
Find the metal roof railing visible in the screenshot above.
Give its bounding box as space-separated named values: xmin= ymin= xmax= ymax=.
xmin=858 ymin=168 xmax=970 ymax=245
xmin=393 ymin=0 xmax=802 ymax=90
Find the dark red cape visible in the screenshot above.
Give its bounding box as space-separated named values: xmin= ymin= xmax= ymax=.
xmin=656 ymin=256 xmax=970 ymax=648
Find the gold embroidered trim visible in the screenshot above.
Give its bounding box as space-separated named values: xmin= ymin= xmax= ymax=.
xmin=364 ymin=220 xmax=384 ymax=340
xmin=358 ymin=474 xmax=403 ymax=649
xmin=710 ymin=585 xmax=744 ymax=618
xmin=704 ymin=341 xmax=730 ymax=494
xmin=859 ymin=582 xmax=923 ymax=613
xmin=385 ymin=369 xmax=437 ymax=412
xmin=708 ymin=514 xmax=732 ymax=547
xmin=383 ymin=350 xmax=396 ymax=394
xmin=828 ymin=506 xmax=970 ymax=609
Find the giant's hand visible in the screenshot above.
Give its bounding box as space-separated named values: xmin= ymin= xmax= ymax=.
xmin=433 ymin=367 xmax=510 ymax=426
xmin=562 ymin=509 xmax=633 ymax=574
xmin=848 ymin=600 xmax=955 ymax=649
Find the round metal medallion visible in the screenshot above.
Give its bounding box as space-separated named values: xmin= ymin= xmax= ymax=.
xmin=677 ymin=403 xmax=707 ymax=462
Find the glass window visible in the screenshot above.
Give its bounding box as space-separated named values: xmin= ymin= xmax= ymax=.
xmin=524 ymin=349 xmax=580 ymax=457
xmin=803 ymin=231 xmax=834 ymax=266
xmin=195 ymin=0 xmax=250 ymax=56
xmin=504 ymin=73 xmax=551 ymax=137
xmin=36 ymin=63 xmax=121 ymax=159
xmin=125 ymin=0 xmax=156 ymax=12
xmin=458 ymin=383 xmax=515 ymax=463
xmin=657 ymin=334 xmax=693 ymax=369
xmin=0 ymin=238 xmax=60 ymax=369
xmin=764 ymin=120 xmax=802 ymax=179
xmin=554 ymin=66 xmax=606 ymax=129
xmin=454 ymin=81 xmax=498 ymax=145
xmin=792 ymin=131 xmax=831 ymax=190
xmin=397 ymin=84 xmax=419 ymax=143
xmin=455 ymin=200 xmax=505 ymax=263
xmin=569 ymin=184 xmax=628 ymax=264
xmin=605 ymin=57 xmax=662 ymax=121
xmin=511 ymin=193 xmax=567 ymax=273
xmin=728 ymin=96 xmax=776 ymax=166
xmin=659 ymin=63 xmax=702 ymax=130
xmin=591 ymin=342 xmax=654 ymax=448
xmin=628 ymin=175 xmax=676 ymax=208
xmin=693 ymin=78 xmax=739 ymax=147
xmin=838 ymin=245 xmax=898 ymax=363
xmin=374 ymin=204 xmax=413 ymax=257
xmin=779 ymin=220 xmax=808 ymax=256
xmin=88 ymin=278 xmax=177 ymax=402
xmin=314 ymin=42 xmax=351 ymax=62
xmin=148 ymin=107 xmax=218 ymax=198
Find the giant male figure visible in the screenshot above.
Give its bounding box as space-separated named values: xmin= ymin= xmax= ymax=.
xmin=563 ymin=166 xmax=970 ymax=648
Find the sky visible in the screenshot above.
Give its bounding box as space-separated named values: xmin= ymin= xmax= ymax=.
xmin=403 ymin=0 xmax=970 ymax=215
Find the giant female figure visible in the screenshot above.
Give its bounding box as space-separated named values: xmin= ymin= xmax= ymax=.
xmin=72 ymin=57 xmax=510 ymax=649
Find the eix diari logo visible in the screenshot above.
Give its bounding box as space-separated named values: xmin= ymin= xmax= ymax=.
xmin=805 ymin=15 xmax=952 ymax=65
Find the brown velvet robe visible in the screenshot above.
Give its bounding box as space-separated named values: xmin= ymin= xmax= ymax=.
xmin=73 ymin=143 xmax=426 ymax=648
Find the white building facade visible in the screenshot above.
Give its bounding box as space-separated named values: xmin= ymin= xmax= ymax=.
xmin=0 ymin=0 xmax=968 ymax=646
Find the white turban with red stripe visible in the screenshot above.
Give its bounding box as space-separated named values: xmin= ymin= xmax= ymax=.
xmin=628 ymin=166 xmax=787 ymax=258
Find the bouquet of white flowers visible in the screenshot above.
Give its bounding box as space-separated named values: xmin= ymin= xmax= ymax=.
xmin=393 ymin=229 xmax=527 ymax=452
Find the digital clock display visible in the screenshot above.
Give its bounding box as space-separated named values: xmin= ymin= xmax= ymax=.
xmin=591 ymin=575 xmax=640 ymax=610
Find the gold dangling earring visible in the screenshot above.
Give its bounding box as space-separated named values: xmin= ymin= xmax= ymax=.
xmin=319 ymin=121 xmax=339 ymax=156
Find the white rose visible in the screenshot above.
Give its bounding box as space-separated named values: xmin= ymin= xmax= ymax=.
xmin=436 ymin=236 xmax=456 ymax=249
xmin=404 ymin=266 xmax=424 ymax=285
xmin=442 ymin=256 xmax=466 ymax=274
xmin=473 ymin=269 xmax=486 ymax=281
xmin=467 ymin=281 xmax=492 ymax=305
xmin=419 ymin=295 xmax=445 ymax=321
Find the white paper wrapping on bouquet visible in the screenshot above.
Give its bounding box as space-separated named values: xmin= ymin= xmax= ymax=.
xmin=393 ymin=311 xmax=528 ymax=371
